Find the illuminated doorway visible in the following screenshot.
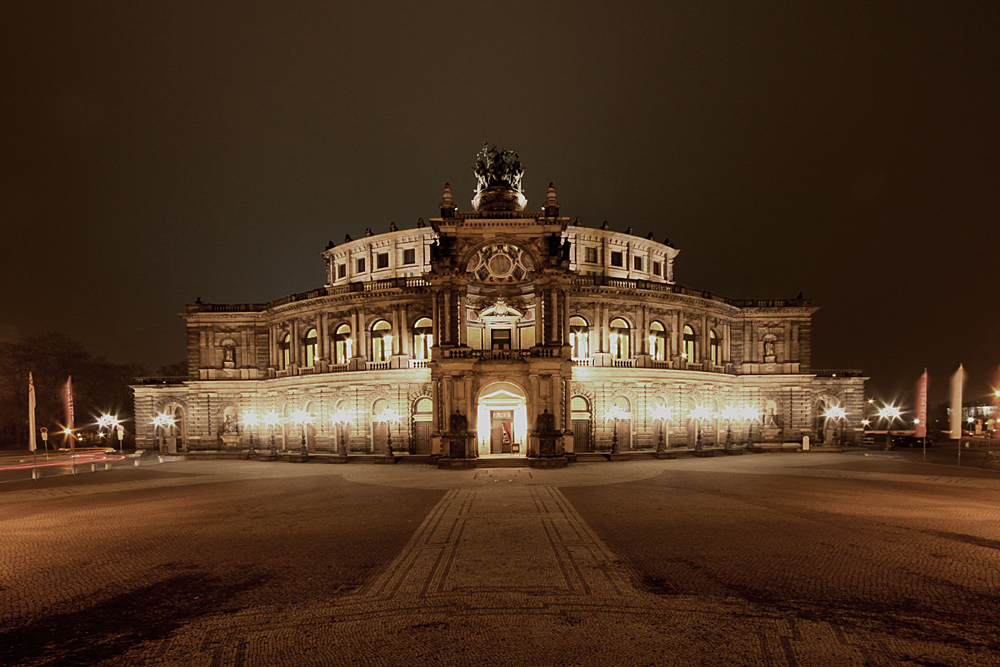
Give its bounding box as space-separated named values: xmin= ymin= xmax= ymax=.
xmin=476 ymin=382 xmax=527 ymax=457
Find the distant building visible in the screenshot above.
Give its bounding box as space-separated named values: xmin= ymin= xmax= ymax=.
xmin=133 ymin=148 xmax=866 ymax=457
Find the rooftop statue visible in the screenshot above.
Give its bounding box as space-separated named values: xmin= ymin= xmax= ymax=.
xmin=472 ymin=144 xmax=527 ymax=211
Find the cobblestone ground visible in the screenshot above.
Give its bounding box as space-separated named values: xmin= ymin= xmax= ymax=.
xmin=1 ymin=454 xmax=998 ymax=666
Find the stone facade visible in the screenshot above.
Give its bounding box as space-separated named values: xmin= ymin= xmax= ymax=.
xmin=134 ymin=158 xmax=865 ymax=456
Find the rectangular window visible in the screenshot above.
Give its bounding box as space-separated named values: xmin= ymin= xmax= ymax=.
xmin=376 ymin=253 xmax=389 ymax=269
xmin=491 ymin=329 xmax=511 ymax=350
xmin=337 ymin=263 xmax=346 ymax=279
xmin=633 ymin=256 xmax=643 ymax=271
xmin=356 ymin=258 xmax=366 ymax=273
xmin=585 ymin=246 xmax=597 ymax=263
xmin=402 ymin=248 xmax=415 ymax=265
xmin=652 ymin=261 xmax=661 ymax=276
xmin=610 ymin=251 xmax=623 ymax=267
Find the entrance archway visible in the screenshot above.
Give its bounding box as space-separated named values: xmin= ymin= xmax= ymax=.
xmin=476 ymin=381 xmax=528 ymax=457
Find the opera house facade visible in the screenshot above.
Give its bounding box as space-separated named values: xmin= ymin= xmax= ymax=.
xmin=134 ymin=148 xmax=865 ymax=460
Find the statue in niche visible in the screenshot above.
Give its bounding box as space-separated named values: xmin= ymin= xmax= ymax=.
xmin=223 ymin=346 xmax=235 ymax=368
xmin=223 ymin=414 xmax=239 ymax=435
xmin=537 ymin=409 xmax=556 ymax=434
xmin=450 ymin=409 xmax=468 ymax=434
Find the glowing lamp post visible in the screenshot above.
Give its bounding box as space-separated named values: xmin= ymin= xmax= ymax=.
xmin=650 ymin=404 xmax=672 ymax=452
xmin=878 ymin=405 xmax=901 ymax=450
xmin=263 ymin=411 xmax=280 ymax=456
xmin=152 ymin=413 xmax=174 ymax=456
xmin=292 ymin=409 xmax=312 ymax=456
xmin=603 ymin=405 xmax=631 ymax=454
xmin=741 ymin=406 xmax=760 ymax=448
xmin=825 ymin=406 xmax=846 ymax=446
xmin=331 ymin=409 xmax=351 ymax=457
xmin=721 ymin=406 xmax=740 ymax=449
xmin=243 ymin=411 xmax=259 ymax=457
xmin=98 ymin=415 xmax=120 ymax=452
xmin=378 ymin=407 xmax=401 ymax=456
xmin=690 ymin=405 xmax=712 ymax=450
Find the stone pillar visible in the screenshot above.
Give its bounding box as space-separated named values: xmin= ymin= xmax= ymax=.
xmin=400 ymin=303 xmax=410 ymax=356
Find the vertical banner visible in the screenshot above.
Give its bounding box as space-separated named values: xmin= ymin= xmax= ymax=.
xmin=949 ymin=364 xmax=964 ymax=440
xmin=28 ymin=372 xmax=37 ymax=452
xmin=915 ymin=369 xmax=928 ymax=439
xmin=63 ymin=376 xmax=75 ymax=450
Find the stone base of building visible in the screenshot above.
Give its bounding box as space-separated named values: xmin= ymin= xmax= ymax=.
xmin=437 ymin=458 xmax=477 ymax=470
xmin=529 ymin=457 xmax=568 ymax=468
xmin=606 ymin=453 xmax=631 ymax=461
xmin=693 ymin=450 xmax=715 ymax=457
xmin=654 ymin=451 xmax=677 ymax=459
xmin=373 ymin=456 xmax=399 ymax=464
xmin=722 ymin=448 xmax=745 ymax=455
xmin=287 ymin=455 xmax=311 ymax=463
xmin=325 ymin=455 xmax=351 ymax=463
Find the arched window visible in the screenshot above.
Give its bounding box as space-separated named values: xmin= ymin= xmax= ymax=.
xmin=570 ymin=316 xmax=590 ymax=359
xmin=279 ymin=333 xmax=291 ymax=370
xmin=334 ymin=324 xmax=352 ymax=365
xmin=303 ymin=328 xmax=318 ymax=368
xmin=682 ymin=325 xmax=696 ymax=361
xmin=710 ymin=329 xmax=721 ymax=366
xmin=610 ymin=318 xmax=631 ymax=360
xmin=372 ymin=320 xmax=392 ymax=362
xmin=649 ymin=321 xmax=666 ymax=361
xmin=413 ymin=317 xmax=433 ymax=361
xmin=414 ymin=397 xmax=433 ymax=415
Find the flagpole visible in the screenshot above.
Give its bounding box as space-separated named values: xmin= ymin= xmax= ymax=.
xmin=28 ymin=373 xmax=37 ymax=479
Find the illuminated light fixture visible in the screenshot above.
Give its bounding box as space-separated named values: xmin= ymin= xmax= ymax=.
xmin=689 ymin=405 xmax=712 ymax=421
xmin=377 ymin=408 xmax=401 ymax=456
xmin=292 ymin=409 xmax=313 ymax=455
xmin=825 ymin=406 xmax=846 ymax=421
xmin=741 ymin=406 xmax=760 ymax=422
xmin=721 ymin=406 xmax=740 ymax=422
xmin=681 ymin=352 xmax=688 ymax=360
xmin=650 ymin=404 xmax=672 ymax=422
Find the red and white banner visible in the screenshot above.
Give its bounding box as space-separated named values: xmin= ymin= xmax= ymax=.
xmin=63 ymin=376 xmax=75 ymax=450
xmin=28 ymin=372 xmax=36 ymax=452
xmin=915 ymin=369 xmax=928 ymax=439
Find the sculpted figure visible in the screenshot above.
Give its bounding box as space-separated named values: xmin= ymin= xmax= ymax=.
xmin=537 ymin=408 xmax=555 ymax=434
xmin=450 ymin=409 xmax=468 ymax=434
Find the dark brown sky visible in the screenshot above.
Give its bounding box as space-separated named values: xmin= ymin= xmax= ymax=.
xmin=2 ymin=1 xmax=998 ymax=407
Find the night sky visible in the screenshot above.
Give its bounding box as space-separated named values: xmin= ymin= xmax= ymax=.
xmin=3 ymin=2 xmax=998 ymax=408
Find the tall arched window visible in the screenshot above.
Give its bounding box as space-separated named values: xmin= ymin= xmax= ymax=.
xmin=649 ymin=321 xmax=666 ymax=361
xmin=334 ymin=324 xmax=352 ymax=365
xmin=413 ymin=317 xmax=433 ymax=360
xmin=570 ymin=316 xmax=590 ymax=359
xmin=279 ymin=333 xmax=291 ymax=370
xmin=303 ymin=328 xmax=318 ymax=367
xmin=710 ymin=329 xmax=721 ymax=366
xmin=682 ymin=325 xmax=696 ymax=361
xmin=610 ymin=318 xmax=631 ymax=360
xmin=372 ymin=320 xmax=392 ymax=362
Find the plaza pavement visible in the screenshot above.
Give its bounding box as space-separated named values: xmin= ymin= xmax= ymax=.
xmin=2 ymin=453 xmax=998 ymax=666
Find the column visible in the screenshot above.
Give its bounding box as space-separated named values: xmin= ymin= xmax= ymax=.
xmin=400 ymin=303 xmax=410 ymax=356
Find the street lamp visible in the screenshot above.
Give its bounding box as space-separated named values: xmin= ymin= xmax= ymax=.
xmin=97 ymin=414 xmax=120 ymax=452
xmin=650 ymin=404 xmax=672 ymax=452
xmin=741 ymin=406 xmax=760 ymax=448
xmin=877 ymin=405 xmax=901 ymax=450
xmin=378 ymin=407 xmax=401 ymax=456
xmin=152 ymin=413 xmax=175 ymax=456
xmin=603 ymin=405 xmax=631 ymax=454
xmin=331 ymin=408 xmax=351 ymax=457
xmin=292 ymin=409 xmax=312 ymax=456
xmin=243 ymin=411 xmax=258 ymax=457
xmin=720 ymin=406 xmax=740 ymax=449
xmin=690 ymin=405 xmax=712 ymax=450
xmin=263 ymin=411 xmax=280 ymax=456
xmin=824 ymin=406 xmax=847 ymax=446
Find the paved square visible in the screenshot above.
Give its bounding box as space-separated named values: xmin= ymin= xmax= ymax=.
xmin=2 ymin=454 xmax=998 ymax=665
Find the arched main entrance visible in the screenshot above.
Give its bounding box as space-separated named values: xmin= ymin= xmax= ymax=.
xmin=476 ymin=381 xmax=528 ymax=457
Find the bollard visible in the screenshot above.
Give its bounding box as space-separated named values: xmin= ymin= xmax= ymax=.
xmin=134 ymin=458 xmax=141 ymax=467
xmin=32 ymin=468 xmax=40 ymax=481
xmin=91 ymin=463 xmax=97 ymax=473
xmin=105 ymin=462 xmax=112 ymax=471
